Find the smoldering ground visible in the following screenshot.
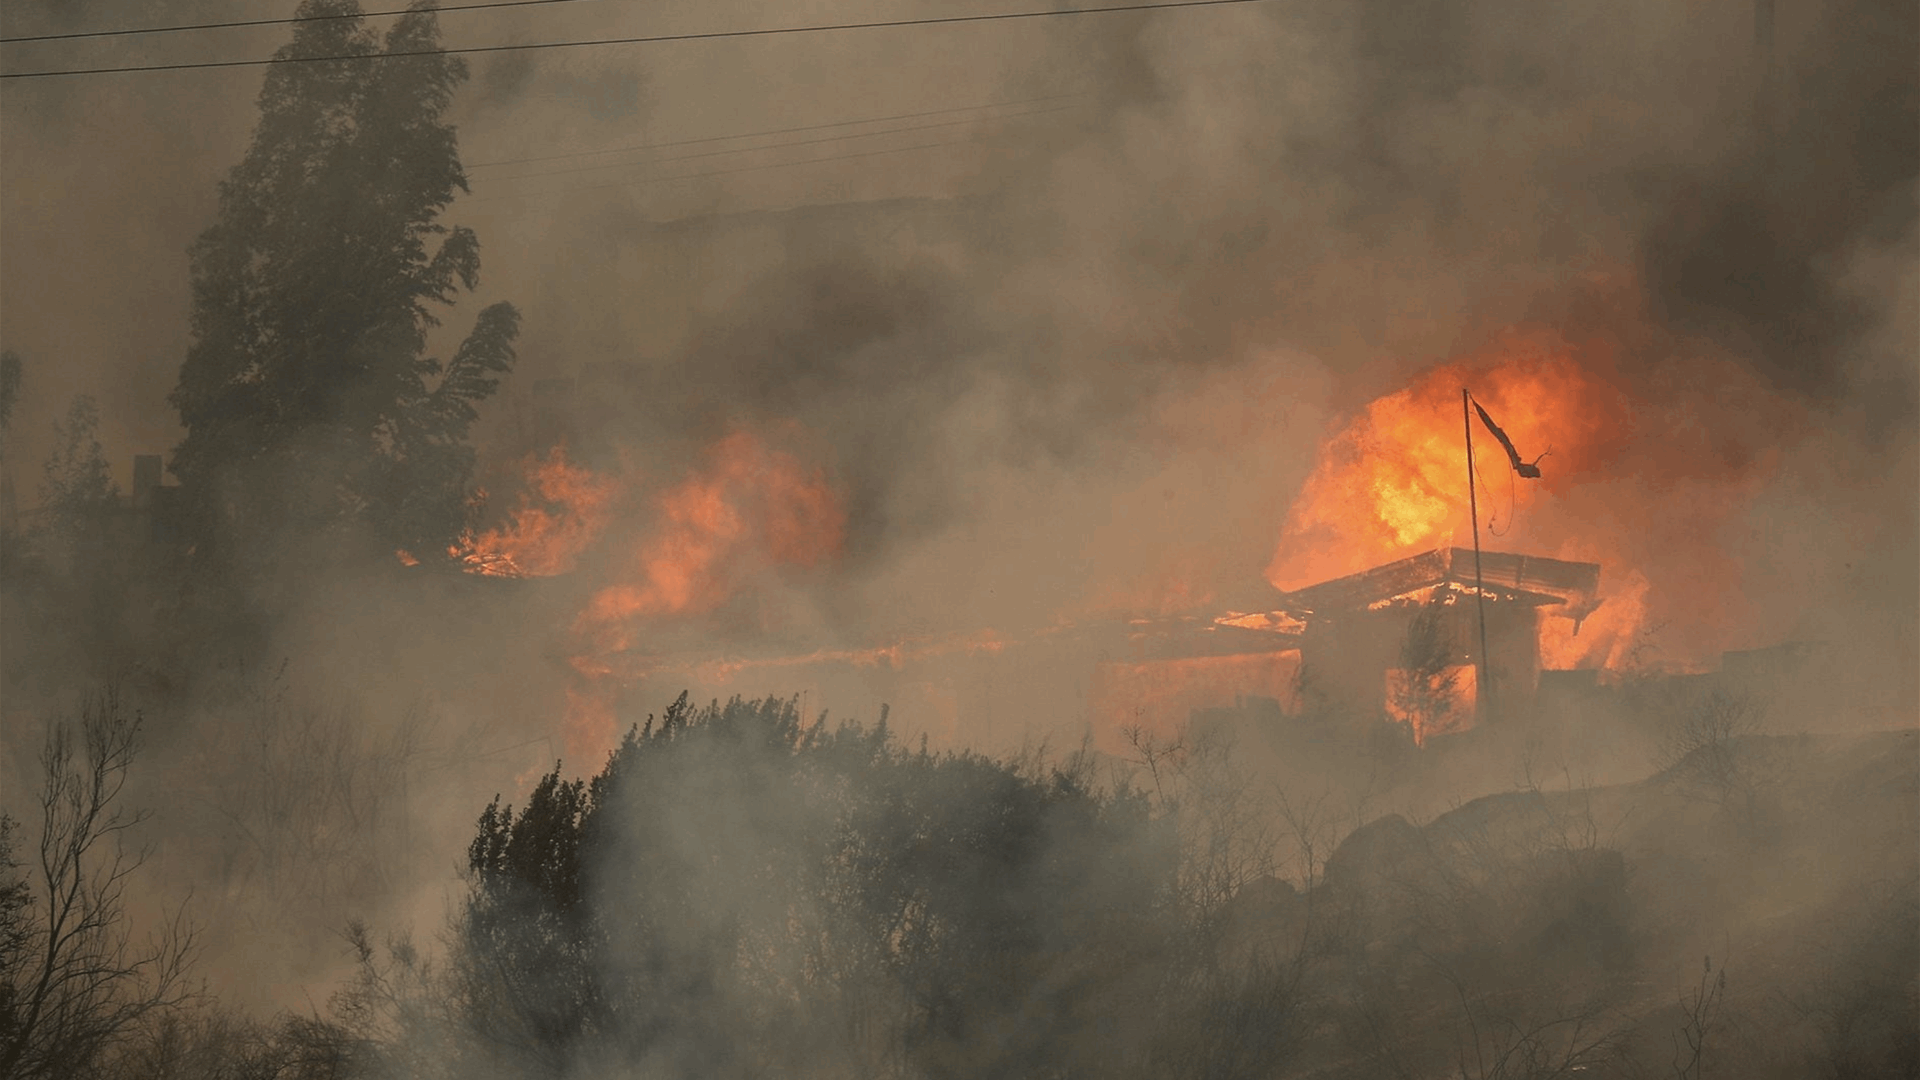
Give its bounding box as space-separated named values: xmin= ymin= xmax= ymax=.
xmin=0 ymin=0 xmax=1914 ymax=1076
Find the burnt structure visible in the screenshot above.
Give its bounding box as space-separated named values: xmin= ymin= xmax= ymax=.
xmin=1268 ymin=548 xmax=1601 ymax=729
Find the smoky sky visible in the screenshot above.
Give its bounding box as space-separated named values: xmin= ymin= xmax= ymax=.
xmin=0 ymin=0 xmax=1914 ymax=637
xmin=1638 ymin=0 xmax=1918 ymax=426
xmin=1 ymin=0 xmax=1914 ymax=1027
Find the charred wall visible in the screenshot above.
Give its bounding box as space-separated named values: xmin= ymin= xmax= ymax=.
xmin=1298 ymin=598 xmax=1544 ymax=727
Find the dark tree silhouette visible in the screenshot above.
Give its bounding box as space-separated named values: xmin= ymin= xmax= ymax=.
xmin=0 ymin=349 xmax=21 ymax=444
xmin=1391 ymin=598 xmax=1464 ymax=740
xmin=169 ymin=0 xmax=519 ymax=572
xmin=0 ymin=692 xmax=196 ymax=1080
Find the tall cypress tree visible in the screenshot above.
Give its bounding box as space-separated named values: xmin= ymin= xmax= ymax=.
xmin=171 ymin=0 xmax=518 ymax=572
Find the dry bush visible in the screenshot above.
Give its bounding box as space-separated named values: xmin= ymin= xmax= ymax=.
xmin=1653 ymin=689 xmax=1777 ymax=835
xmin=1787 ymin=878 xmax=1920 ymax=1080
xmin=92 ymin=1007 xmax=356 ymax=1080
xmin=1391 ymin=600 xmax=1466 ymax=740
xmin=187 ymin=668 xmax=436 ymax=923
xmin=0 ymin=691 xmax=197 ymax=1079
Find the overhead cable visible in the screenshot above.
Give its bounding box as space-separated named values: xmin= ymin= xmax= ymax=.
xmin=0 ymin=0 xmax=609 ymax=45
xmin=465 ymin=130 xmax=1048 ymax=204
xmin=465 ymin=92 xmax=1084 ymax=169
xmin=480 ymin=103 xmax=1076 ymax=183
xmin=1 ymin=0 xmax=1279 ymax=80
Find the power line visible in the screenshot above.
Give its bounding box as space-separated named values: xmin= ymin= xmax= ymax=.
xmin=1 ymin=0 xmax=1279 ymax=80
xmin=479 ymin=103 xmax=1075 ymax=184
xmin=0 ymin=0 xmax=608 ymax=45
xmin=469 ymin=104 xmax=1083 ymax=202
xmin=465 ymin=134 xmax=1012 ymax=205
xmin=465 ymin=92 xmax=1083 ymax=169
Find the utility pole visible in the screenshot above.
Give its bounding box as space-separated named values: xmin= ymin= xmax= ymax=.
xmin=1463 ymin=390 xmax=1493 ymax=724
xmin=1755 ymin=0 xmax=1778 ymax=171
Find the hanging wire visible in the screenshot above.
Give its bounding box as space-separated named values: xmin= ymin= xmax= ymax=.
xmin=1482 ymin=451 xmax=1514 ymax=537
xmin=1465 ymin=391 xmax=1552 ymax=539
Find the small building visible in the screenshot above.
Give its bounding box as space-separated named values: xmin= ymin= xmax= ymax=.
xmin=1270 ymin=547 xmax=1601 ymax=738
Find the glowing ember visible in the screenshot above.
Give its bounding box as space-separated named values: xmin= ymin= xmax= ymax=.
xmin=453 ymin=446 xmax=619 ymax=578
xmin=1214 ymin=611 xmax=1308 ymax=634
xmin=1090 ymin=651 xmax=1302 ymax=753
xmin=680 ymin=630 xmax=1010 ymax=685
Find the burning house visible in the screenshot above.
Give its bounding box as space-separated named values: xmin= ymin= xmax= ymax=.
xmin=1085 ymin=546 xmax=1601 ymax=749
xmin=1269 ymin=546 xmax=1601 ymax=743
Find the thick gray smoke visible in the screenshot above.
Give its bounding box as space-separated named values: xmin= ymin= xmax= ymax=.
xmin=0 ymin=0 xmax=1913 ymax=1073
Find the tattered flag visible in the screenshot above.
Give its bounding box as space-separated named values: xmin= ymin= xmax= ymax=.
xmin=1473 ymin=400 xmax=1543 ymax=478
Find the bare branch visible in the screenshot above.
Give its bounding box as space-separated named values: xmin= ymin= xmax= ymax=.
xmin=0 ymin=690 xmax=199 ymax=1080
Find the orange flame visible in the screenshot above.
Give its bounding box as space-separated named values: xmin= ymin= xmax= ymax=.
xmin=1268 ymin=332 xmax=1629 ymax=593
xmin=562 ymin=430 xmax=848 ymax=757
xmin=1266 ymin=314 xmax=1806 ymax=673
xmin=453 ymin=447 xmax=620 ymax=577
xmin=1540 ymin=567 xmax=1652 ymax=672
xmin=578 ymin=431 xmax=844 ymax=638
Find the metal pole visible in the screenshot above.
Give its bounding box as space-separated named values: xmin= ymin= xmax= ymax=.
xmin=1464 ymin=389 xmax=1493 ymax=723
xmin=1756 ymin=0 xmax=1776 ymax=136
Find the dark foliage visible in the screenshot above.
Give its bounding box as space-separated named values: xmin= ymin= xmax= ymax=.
xmin=455 ymin=693 xmax=1183 ymax=1079
xmin=0 ymin=349 xmax=21 ymax=443
xmin=169 ymin=0 xmax=519 ymax=576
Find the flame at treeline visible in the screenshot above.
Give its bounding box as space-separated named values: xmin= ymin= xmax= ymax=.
xmin=445 ymin=430 xmax=849 ymax=760
xmin=450 ymin=432 xmax=844 ymax=603
xmin=571 ymin=430 xmax=845 ymax=657
xmin=451 ymin=447 xmax=620 ymax=578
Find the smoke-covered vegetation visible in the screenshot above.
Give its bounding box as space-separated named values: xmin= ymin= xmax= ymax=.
xmin=2 ymin=687 xmax=1915 ymax=1079
xmin=1 ymin=0 xmax=1915 ymax=1078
